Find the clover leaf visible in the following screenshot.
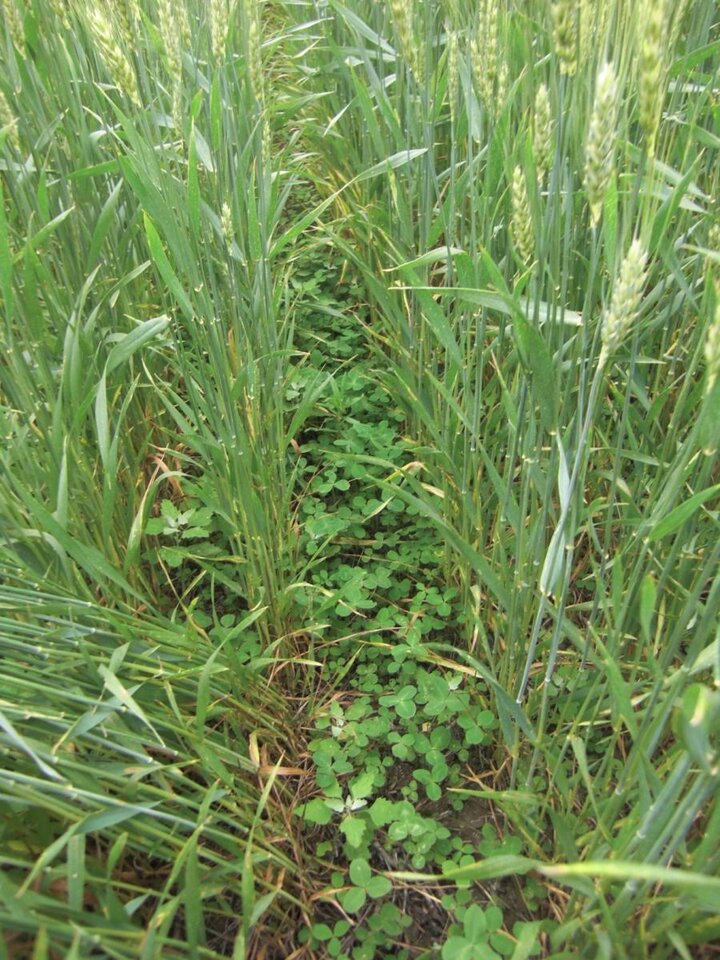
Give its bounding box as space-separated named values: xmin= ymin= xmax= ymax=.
xmin=379 ymin=684 xmax=417 ymax=719
xmin=297 ymin=797 xmax=332 ymax=825
xmin=441 ymin=905 xmax=503 ymax=960
xmin=338 ymin=858 xmax=392 ymax=913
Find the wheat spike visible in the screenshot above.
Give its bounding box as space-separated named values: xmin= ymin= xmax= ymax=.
xmin=511 ymin=165 xmax=534 ymax=269
xmin=157 ymin=0 xmax=182 ymax=126
xmin=447 ymin=30 xmax=459 ymax=124
xmin=533 ymin=83 xmax=553 ymax=185
xmin=389 ymin=0 xmax=421 ymax=78
xmin=1 ymin=0 xmax=24 ymax=52
xmin=471 ymin=0 xmax=504 ymax=119
xmin=209 ymin=0 xmax=228 ymax=61
xmin=178 ymin=2 xmax=192 ymax=53
xmin=109 ymin=0 xmax=138 ymax=47
xmin=583 ymin=62 xmax=619 ymax=226
xmin=85 ymin=6 xmax=141 ymax=106
xmin=638 ymin=0 xmax=667 ymax=157
xmin=0 ymin=89 xmax=19 ymax=149
xmin=705 ymin=306 xmax=720 ymax=393
xmin=47 ymin=0 xmax=71 ymax=28
xmin=552 ymin=0 xmax=578 ymax=77
xmin=600 ymin=239 xmax=648 ymax=366
xmin=247 ymin=14 xmax=264 ymax=103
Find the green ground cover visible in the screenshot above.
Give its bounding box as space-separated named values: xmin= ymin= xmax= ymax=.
xmin=1 ymin=0 xmax=719 ymax=957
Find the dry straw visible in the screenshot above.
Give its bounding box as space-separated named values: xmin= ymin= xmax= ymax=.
xmin=584 ymin=62 xmax=619 ymax=226
xmin=600 ymin=239 xmax=648 ymax=366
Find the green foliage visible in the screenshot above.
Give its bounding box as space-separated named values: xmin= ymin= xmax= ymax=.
xmin=442 ymin=904 xmax=505 ymax=960
xmin=1 ymin=0 xmax=719 ymax=957
xmin=0 ymin=583 xmax=295 ymax=958
xmin=338 ymin=858 xmax=392 ymax=913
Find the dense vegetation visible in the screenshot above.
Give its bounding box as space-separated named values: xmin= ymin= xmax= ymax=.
xmin=1 ymin=0 xmax=719 ymax=957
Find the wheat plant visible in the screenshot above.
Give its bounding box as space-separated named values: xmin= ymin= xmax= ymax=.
xmin=1 ymin=0 xmax=719 ymax=957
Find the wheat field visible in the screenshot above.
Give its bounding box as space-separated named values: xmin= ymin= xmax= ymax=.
xmin=1 ymin=1 xmax=719 ymax=958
